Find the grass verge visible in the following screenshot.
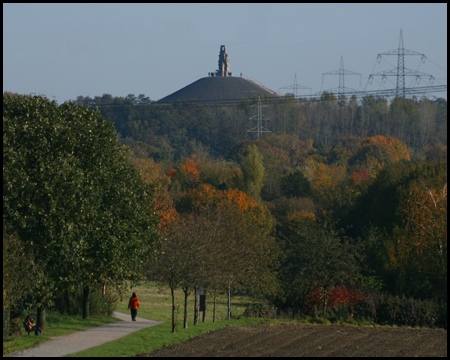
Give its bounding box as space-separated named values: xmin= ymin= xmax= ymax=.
xmin=2 ymin=310 xmax=121 ymax=355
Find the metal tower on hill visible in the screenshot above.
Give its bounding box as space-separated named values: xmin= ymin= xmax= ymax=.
xmin=247 ymin=97 xmax=271 ymax=139
xmin=279 ymin=74 xmax=312 ymax=98
xmin=368 ymin=29 xmax=434 ymax=98
xmin=321 ymin=56 xmax=361 ymax=96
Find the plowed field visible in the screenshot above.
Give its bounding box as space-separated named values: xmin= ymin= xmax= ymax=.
xmin=137 ymin=323 xmax=447 ymax=357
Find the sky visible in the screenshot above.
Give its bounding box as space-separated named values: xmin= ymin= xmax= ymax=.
xmin=3 ymin=3 xmax=447 ymax=103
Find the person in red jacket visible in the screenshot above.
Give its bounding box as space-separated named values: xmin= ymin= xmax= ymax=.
xmin=128 ymin=292 xmax=140 ymax=321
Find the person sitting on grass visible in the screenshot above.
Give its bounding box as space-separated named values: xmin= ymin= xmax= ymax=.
xmin=128 ymin=292 xmax=140 ymax=321
xmin=25 ymin=313 xmax=41 ymax=336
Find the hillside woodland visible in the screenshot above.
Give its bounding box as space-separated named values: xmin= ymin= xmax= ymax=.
xmin=77 ymin=92 xmax=447 ymax=328
xmin=4 ymin=92 xmax=447 ymax=336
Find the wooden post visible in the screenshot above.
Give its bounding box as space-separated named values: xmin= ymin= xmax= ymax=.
xmin=184 ymin=290 xmax=189 ymax=329
xmin=202 ymin=291 xmax=207 ymax=322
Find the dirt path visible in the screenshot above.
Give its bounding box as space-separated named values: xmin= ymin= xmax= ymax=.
xmin=138 ymin=323 xmax=447 ymax=357
xmin=6 ymin=312 xmax=163 ymax=357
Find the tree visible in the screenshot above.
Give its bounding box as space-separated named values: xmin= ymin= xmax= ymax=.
xmin=146 ymin=222 xmax=183 ymax=332
xmin=389 ymin=184 xmax=447 ymax=300
xmin=425 ymin=144 xmax=447 ymax=161
xmin=3 ymin=220 xmax=43 ymax=336
xmin=171 ymin=183 xmax=279 ymax=322
xmin=281 ymin=170 xmax=311 ymax=198
xmin=417 ymin=99 xmax=437 ymax=148
xmin=310 ymin=163 xmax=348 ymax=206
xmin=3 ymin=94 xmax=160 ymax=320
xmin=240 ymin=144 xmax=265 ymax=200
xmin=279 ymin=218 xmax=362 ymax=316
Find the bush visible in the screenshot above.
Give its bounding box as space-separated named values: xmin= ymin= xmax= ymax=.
xmin=355 ymin=293 xmax=446 ymax=328
xmin=303 ymin=286 xmax=364 ymax=316
xmin=297 ymin=288 xmax=446 ymax=328
xmin=243 ymin=303 xmax=278 ymax=319
xmin=52 ymin=286 xmax=118 ymax=317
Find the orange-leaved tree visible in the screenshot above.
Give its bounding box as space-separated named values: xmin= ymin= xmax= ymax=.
xmin=179 ymin=155 xmax=201 ymax=185
xmin=176 ymin=183 xmax=259 ymax=215
xmin=362 ymin=135 xmax=411 ymax=162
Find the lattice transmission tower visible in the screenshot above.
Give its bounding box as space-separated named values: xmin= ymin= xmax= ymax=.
xmin=279 ymin=74 xmax=311 ymax=98
xmin=321 ymin=56 xmax=361 ymax=97
xmin=368 ymin=29 xmax=434 ymax=98
xmin=247 ymin=96 xmax=271 ymax=139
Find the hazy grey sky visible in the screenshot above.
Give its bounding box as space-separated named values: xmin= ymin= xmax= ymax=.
xmin=3 ymin=3 xmax=447 ymax=103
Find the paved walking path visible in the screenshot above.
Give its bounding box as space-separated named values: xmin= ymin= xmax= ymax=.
xmin=6 ymin=312 xmax=163 ymax=357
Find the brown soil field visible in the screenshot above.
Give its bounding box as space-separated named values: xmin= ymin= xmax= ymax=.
xmin=137 ymin=323 xmax=447 ymax=357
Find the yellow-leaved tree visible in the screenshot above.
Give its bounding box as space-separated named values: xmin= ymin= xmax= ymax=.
xmin=389 ymin=183 xmax=447 ymax=299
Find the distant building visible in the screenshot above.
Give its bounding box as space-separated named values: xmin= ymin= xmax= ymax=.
xmin=157 ymin=46 xmax=280 ymax=105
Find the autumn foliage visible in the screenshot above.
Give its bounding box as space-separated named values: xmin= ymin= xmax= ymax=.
xmin=176 ymin=183 xmax=259 ymax=214
xmin=179 ymin=155 xmax=201 ymax=182
xmin=363 ymin=135 xmax=411 ymax=162
xmin=351 ymin=166 xmax=369 ymax=187
xmin=304 ymin=286 xmax=365 ymax=314
xmin=389 ymin=183 xmax=447 ymax=289
xmin=155 ymin=192 xmax=178 ymax=230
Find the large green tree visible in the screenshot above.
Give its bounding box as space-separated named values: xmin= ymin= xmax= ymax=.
xmin=240 ymin=144 xmax=265 ymax=200
xmin=3 ymin=94 xmax=160 ymax=320
xmin=277 ymin=218 xmax=362 ymax=315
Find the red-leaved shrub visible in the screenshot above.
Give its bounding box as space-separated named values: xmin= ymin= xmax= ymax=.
xmin=304 ymin=286 xmax=364 ymax=314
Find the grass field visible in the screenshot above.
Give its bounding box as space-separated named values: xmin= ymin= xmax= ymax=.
xmin=112 ymin=281 xmax=254 ymax=323
xmin=66 ymin=281 xmax=275 ymax=357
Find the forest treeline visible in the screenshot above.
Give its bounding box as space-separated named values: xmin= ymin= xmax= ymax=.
xmin=75 ymin=92 xmax=447 ymax=161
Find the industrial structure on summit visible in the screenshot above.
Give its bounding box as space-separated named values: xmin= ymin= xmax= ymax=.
xmin=157 ymin=45 xmax=281 ymax=105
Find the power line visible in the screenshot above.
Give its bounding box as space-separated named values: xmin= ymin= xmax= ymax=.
xmin=78 ymin=84 xmax=446 ymax=110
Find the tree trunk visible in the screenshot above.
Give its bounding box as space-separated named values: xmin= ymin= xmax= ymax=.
xmin=171 ymin=287 xmax=176 ymax=333
xmin=9 ymin=308 xmax=21 ymax=337
xmin=202 ymin=290 xmax=207 ymax=322
xmin=37 ymin=305 xmax=46 ymax=329
xmin=183 ymin=289 xmax=189 ymax=329
xmin=193 ymin=287 xmax=199 ymax=326
xmin=83 ymin=286 xmax=90 ymax=319
xmin=322 ymin=288 xmax=327 ymax=318
xmin=65 ymin=289 xmax=71 ymax=314
xmin=228 ymin=285 xmax=231 ymax=319
xmin=213 ymin=290 xmax=216 ymax=323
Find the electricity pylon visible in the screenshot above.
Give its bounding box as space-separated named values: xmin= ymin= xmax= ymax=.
xmin=247 ymin=96 xmax=271 ymax=139
xmin=368 ymin=29 xmax=434 ymax=98
xmin=279 ymin=74 xmax=311 ymax=98
xmin=322 ymin=56 xmax=361 ymax=96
